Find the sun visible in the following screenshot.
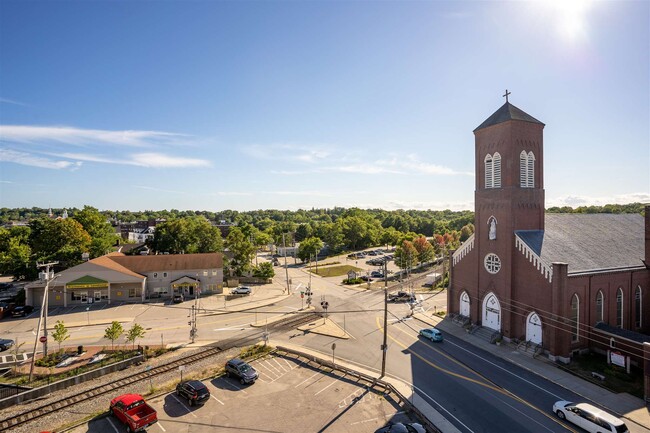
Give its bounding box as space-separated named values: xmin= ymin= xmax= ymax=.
xmin=537 ymin=0 xmax=593 ymax=44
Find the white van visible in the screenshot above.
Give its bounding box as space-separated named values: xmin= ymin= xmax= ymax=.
xmin=553 ymin=401 xmax=629 ymax=433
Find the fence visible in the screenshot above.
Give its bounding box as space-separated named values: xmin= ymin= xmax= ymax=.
xmin=0 ymin=354 xmax=143 ymax=410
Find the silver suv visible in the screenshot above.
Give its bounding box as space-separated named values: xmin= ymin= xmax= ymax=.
xmin=225 ymin=358 xmax=258 ymax=384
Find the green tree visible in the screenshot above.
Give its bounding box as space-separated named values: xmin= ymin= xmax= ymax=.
xmin=380 ymin=227 xmax=401 ymax=250
xmin=72 ymin=206 xmax=116 ymax=258
xmin=295 ymin=224 xmax=313 ymax=242
xmin=104 ymin=321 xmax=124 ymax=351
xmin=297 ymin=237 xmax=324 ymax=263
xmin=0 ymin=237 xmax=33 ymax=280
xmin=316 ymin=222 xmax=345 ymax=254
xmin=459 ymin=223 xmax=475 ymax=242
xmin=252 ymin=262 xmax=275 ymax=278
xmin=29 ymin=217 xmax=91 ymax=269
xmin=394 ymin=240 xmax=418 ymax=273
xmin=126 ymin=323 xmax=146 ymax=349
xmin=224 ymin=227 xmax=256 ymax=276
xmin=52 ymin=320 xmax=70 ymax=352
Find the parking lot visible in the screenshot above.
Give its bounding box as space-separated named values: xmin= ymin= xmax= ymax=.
xmin=68 ymin=352 xmax=419 ymax=433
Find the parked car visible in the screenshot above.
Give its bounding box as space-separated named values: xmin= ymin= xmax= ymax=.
xmin=367 ymin=250 xmax=379 ymax=256
xmin=109 ymin=393 xmax=157 ymax=432
xmin=11 ymin=305 xmax=34 ymax=317
xmin=172 ymin=294 xmax=184 ymax=303
xmin=0 ymin=339 xmax=14 ymax=351
xmin=225 ymin=358 xmax=259 ymax=384
xmin=176 ymin=380 xmax=210 ymax=406
xmin=231 ymin=286 xmax=252 ymax=295
xmin=419 ymin=328 xmax=443 ymax=342
xmin=553 ymin=401 xmax=628 ymax=433
xmin=375 ymin=422 xmax=426 ymax=433
xmin=360 ymin=275 xmax=373 ymax=282
xmin=388 ymin=291 xmax=415 ymax=303
xmin=370 ymin=271 xmax=384 ymax=278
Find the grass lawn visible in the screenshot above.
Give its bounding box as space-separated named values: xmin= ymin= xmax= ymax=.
xmin=563 ymin=352 xmax=644 ymax=398
xmin=311 ymin=265 xmax=362 ymax=278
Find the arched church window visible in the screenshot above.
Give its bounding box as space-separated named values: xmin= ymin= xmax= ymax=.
xmin=596 ymin=290 xmax=604 ymax=323
xmin=493 ymin=152 xmax=502 ymax=188
xmin=634 ymin=286 xmax=643 ymax=329
xmin=570 ymin=294 xmax=579 ymax=342
xmin=519 ymin=151 xmax=536 ymax=188
xmin=484 ymin=253 xmax=501 ymax=274
xmin=520 ymin=151 xmax=528 ymax=187
xmin=488 ymin=216 xmax=497 ymax=240
xmin=527 ymin=151 xmax=535 ymax=187
xmin=616 ymin=288 xmax=623 ymax=328
xmin=484 ymin=154 xmax=493 ymax=188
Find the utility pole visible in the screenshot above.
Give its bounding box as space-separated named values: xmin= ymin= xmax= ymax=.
xmin=381 ymin=259 xmax=388 ymax=378
xmin=282 ymin=233 xmax=290 ymax=294
xmin=30 ymin=262 xmax=58 ymax=382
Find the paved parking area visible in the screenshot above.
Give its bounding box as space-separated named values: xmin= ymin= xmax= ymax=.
xmin=68 ymin=353 xmax=418 ymax=433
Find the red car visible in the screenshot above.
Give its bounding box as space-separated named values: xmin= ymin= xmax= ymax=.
xmin=109 ymin=394 xmax=157 ymax=432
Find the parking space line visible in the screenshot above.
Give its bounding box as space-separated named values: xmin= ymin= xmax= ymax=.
xmin=211 ymin=394 xmax=225 ymax=405
xmin=295 ymin=371 xmax=321 ymax=388
xmin=281 ymin=357 xmax=298 ymax=370
xmin=262 ymin=359 xmax=282 ymax=376
xmin=222 ymin=379 xmax=248 ymax=394
xmin=171 ymin=394 xmax=197 ymax=417
xmin=157 ymin=421 xmax=166 ymax=432
xmin=257 ymin=371 xmax=275 ymax=382
xmin=106 ymin=417 xmax=121 ymax=433
xmin=315 ymin=374 xmax=343 ymax=396
xmin=272 ymin=357 xmax=289 ymax=372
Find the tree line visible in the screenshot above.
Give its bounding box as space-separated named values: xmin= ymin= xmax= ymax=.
xmin=1 ymin=203 xmax=644 ymax=280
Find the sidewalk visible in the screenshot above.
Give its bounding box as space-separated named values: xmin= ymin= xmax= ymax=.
xmin=413 ymin=312 xmax=650 ymax=433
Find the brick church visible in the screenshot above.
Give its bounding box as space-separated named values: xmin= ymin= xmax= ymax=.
xmin=448 ymin=97 xmax=650 ymax=386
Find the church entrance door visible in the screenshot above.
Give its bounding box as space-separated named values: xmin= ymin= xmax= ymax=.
xmin=526 ymin=312 xmax=542 ymax=345
xmin=482 ymin=292 xmax=501 ymax=331
xmin=460 ymin=291 xmax=470 ymax=317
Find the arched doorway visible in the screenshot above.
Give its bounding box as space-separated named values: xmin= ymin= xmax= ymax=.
xmin=460 ymin=291 xmax=470 ymax=317
xmin=482 ymin=292 xmax=501 ymax=331
xmin=526 ymin=312 xmax=542 ymax=345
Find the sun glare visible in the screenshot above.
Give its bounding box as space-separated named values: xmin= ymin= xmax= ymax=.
xmin=538 ymin=0 xmax=593 ymax=44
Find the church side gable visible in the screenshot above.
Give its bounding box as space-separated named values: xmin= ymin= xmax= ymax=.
xmin=515 ymin=234 xmax=553 ymax=282
xmin=453 ymin=234 xmax=475 ymax=266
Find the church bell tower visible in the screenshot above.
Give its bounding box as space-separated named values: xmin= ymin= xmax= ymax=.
xmin=472 ymin=91 xmax=545 ymax=335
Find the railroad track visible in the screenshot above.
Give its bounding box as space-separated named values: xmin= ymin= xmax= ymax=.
xmin=0 ymin=311 xmax=324 ymax=432
xmin=0 ymin=345 xmax=228 ymax=432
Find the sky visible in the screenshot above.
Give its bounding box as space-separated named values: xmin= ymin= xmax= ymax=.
xmin=0 ymin=0 xmax=648 ymax=213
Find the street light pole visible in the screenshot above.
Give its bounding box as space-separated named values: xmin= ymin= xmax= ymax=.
xmin=29 ymin=262 xmax=58 ymax=383
xmin=282 ymin=233 xmax=290 ymax=294
xmin=381 ymin=259 xmax=388 ymax=378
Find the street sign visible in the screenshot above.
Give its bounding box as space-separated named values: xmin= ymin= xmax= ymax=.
xmin=39 ymin=336 xmax=47 ymax=343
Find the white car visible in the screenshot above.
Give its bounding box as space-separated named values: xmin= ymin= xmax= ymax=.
xmin=553 ymin=401 xmax=628 ymax=433
xmin=231 ymin=286 xmax=252 ymax=295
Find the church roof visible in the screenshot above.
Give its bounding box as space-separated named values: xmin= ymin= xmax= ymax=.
xmin=474 ymin=102 xmax=545 ymax=132
xmin=594 ymin=322 xmax=650 ymax=344
xmin=515 ymin=213 xmax=646 ymax=275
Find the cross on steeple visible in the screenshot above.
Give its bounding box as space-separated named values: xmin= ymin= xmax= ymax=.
xmin=503 ymin=89 xmax=511 ymax=103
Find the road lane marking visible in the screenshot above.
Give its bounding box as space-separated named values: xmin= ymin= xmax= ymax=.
xmin=377 ymin=317 xmax=580 ymax=433
xmin=440 ymin=335 xmax=564 ymax=400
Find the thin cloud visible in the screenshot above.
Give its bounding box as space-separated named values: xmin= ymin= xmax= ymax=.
xmin=0 ymin=149 xmax=82 ymax=170
xmin=548 ymin=193 xmax=650 ymax=208
xmin=242 ymin=143 xmax=332 ymax=163
xmin=0 ymin=97 xmax=28 ymax=107
xmin=0 ymin=125 xmax=189 ymax=148
xmin=265 ymin=190 xmax=333 ymax=197
xmin=54 ymin=152 xmax=211 ymax=168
